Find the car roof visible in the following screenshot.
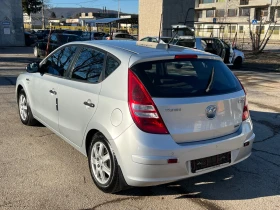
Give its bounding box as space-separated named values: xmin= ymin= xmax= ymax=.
xmin=51 ymin=40 xmax=222 ymax=68
xmin=68 ymin=40 xmax=214 ymax=56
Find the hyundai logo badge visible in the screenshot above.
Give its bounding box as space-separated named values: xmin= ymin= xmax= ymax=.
xmin=205 ymin=105 xmax=217 ymax=119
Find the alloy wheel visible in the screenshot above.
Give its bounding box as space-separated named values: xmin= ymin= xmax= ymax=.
xmin=19 ymin=94 xmax=28 ymax=121
xmin=91 ymin=142 xmax=112 ymax=185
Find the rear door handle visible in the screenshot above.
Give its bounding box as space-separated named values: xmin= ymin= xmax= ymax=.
xmin=84 ymin=101 xmax=95 ymax=108
xmin=26 ymin=78 xmax=30 ymax=81
xmin=49 ymin=90 xmax=57 ymax=95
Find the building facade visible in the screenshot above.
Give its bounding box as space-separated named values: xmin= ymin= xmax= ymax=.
xmin=139 ymin=0 xmax=195 ymax=39
xmin=0 ymin=0 xmax=24 ymax=46
xmin=195 ymin=0 xmax=280 ymax=39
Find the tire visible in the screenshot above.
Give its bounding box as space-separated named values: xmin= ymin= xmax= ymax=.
xmin=233 ymin=57 xmax=242 ymax=69
xmin=88 ymin=132 xmax=127 ymax=193
xmin=18 ymin=89 xmax=37 ymax=126
xmin=34 ymin=46 xmax=40 ymax=57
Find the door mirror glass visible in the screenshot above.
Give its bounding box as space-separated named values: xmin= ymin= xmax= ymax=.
xmin=26 ymin=62 xmax=39 ymax=73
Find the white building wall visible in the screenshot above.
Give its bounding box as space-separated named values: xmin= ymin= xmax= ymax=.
xmin=195 ymin=0 xmax=280 ymax=40
xmin=0 ymin=0 xmax=24 ymax=46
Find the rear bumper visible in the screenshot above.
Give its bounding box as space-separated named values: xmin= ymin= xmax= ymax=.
xmin=110 ymin=118 xmax=254 ymax=187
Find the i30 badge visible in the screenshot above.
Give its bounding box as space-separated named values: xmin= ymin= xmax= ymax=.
xmin=206 ymin=105 xmax=217 ymax=119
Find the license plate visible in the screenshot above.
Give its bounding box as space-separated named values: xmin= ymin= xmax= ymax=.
xmin=191 ymin=152 xmax=231 ymax=173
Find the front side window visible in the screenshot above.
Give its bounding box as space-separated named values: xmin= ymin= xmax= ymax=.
xmin=71 ymin=47 xmax=105 ymax=83
xmin=43 ymin=46 xmax=77 ymax=77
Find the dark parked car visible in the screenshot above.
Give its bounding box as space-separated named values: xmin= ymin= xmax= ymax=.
xmin=24 ymin=31 xmax=38 ymax=46
xmin=35 ymin=29 xmax=65 ymax=40
xmin=34 ymin=33 xmax=80 ymax=57
xmin=34 ymin=30 xmax=50 ymax=40
xmin=91 ymin=32 xmax=106 ymax=40
xmin=103 ymin=33 xmax=137 ymax=40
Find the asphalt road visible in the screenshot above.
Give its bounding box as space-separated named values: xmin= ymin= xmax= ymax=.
xmin=0 ymin=47 xmax=279 ymax=210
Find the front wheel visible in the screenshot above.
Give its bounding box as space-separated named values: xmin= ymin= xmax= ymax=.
xmin=18 ymin=89 xmax=37 ymax=126
xmin=88 ymin=132 xmax=127 ymax=193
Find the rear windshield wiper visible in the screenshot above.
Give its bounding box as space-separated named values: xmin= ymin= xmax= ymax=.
xmin=205 ymin=67 xmax=215 ymax=93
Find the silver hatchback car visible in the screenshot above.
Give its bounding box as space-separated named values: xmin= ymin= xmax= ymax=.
xmin=16 ymin=41 xmax=255 ymax=193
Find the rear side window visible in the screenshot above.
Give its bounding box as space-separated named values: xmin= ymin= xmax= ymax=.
xmin=71 ymin=47 xmax=105 ymax=83
xmin=105 ymin=56 xmax=120 ymax=78
xmin=131 ymin=59 xmax=242 ymax=98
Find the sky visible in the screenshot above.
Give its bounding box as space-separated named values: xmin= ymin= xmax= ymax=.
xmin=49 ymin=0 xmax=139 ymax=14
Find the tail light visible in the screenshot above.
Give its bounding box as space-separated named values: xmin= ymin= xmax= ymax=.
xmin=242 ymin=96 xmax=249 ymax=121
xmin=128 ymin=70 xmax=169 ymax=134
xmin=237 ymin=77 xmax=249 ymax=121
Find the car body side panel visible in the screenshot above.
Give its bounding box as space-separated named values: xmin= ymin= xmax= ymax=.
xmin=58 ymin=80 xmax=101 ymax=147
xmin=83 ymin=58 xmax=134 ymax=142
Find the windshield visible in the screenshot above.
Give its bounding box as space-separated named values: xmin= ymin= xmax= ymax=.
xmin=131 ymin=59 xmax=241 ymax=98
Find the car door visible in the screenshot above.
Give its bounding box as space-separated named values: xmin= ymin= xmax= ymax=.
xmin=30 ymin=46 xmax=77 ymax=132
xmin=213 ymin=38 xmax=226 ymax=60
xmin=57 ymin=46 xmax=104 ymax=147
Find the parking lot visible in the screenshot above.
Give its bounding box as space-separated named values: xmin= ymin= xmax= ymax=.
xmin=0 ymin=47 xmax=279 ymax=210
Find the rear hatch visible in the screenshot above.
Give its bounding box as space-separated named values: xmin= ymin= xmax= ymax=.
xmin=130 ymin=57 xmax=244 ymax=143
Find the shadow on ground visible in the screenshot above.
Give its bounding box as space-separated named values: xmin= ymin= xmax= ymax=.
xmin=0 ymin=47 xmax=33 ymax=55
xmin=0 ymin=75 xmax=17 ymax=86
xmin=0 ymin=57 xmax=40 ymax=65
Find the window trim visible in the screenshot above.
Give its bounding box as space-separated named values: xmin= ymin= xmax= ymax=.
xmin=68 ymin=45 xmax=108 ymax=84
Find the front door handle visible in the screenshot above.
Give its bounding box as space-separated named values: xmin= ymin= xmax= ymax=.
xmin=84 ymin=101 xmax=95 ymax=108
xmin=49 ymin=90 xmax=57 ymax=95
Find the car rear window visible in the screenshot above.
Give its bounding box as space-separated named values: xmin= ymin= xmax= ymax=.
xmin=130 ymin=59 xmax=242 ymax=98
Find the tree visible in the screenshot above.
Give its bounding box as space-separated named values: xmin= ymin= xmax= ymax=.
xmin=50 ymin=11 xmax=56 ymax=18
xmin=22 ymin=0 xmax=43 ymax=15
xmin=248 ymin=0 xmax=279 ymax=53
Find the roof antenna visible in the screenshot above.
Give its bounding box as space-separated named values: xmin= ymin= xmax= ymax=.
xmin=158 ymin=13 xmax=163 ymax=44
xmin=166 ymin=26 xmax=179 ymax=50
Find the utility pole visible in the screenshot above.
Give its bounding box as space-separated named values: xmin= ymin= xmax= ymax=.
xmin=118 ymin=0 xmax=120 ymax=18
xmin=118 ymin=0 xmax=120 ymax=29
xmin=42 ymin=0 xmax=45 ymax=29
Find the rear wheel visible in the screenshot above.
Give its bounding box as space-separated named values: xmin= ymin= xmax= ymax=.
xmin=88 ymin=132 xmax=127 ymax=193
xmin=18 ymin=89 xmax=37 ymax=126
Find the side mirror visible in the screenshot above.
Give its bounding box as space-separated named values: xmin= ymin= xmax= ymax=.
xmin=26 ymin=62 xmax=39 ymax=73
